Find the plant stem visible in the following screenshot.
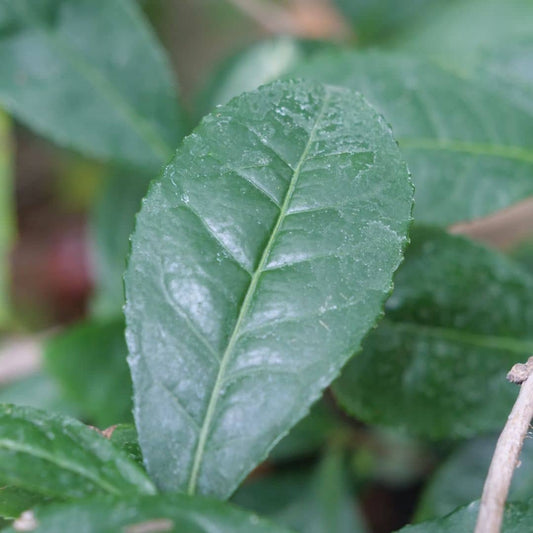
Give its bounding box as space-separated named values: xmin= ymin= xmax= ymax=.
xmin=474 ymin=356 xmax=533 ymax=533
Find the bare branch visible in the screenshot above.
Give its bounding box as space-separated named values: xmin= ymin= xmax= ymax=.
xmin=475 ymin=355 xmax=533 ymax=533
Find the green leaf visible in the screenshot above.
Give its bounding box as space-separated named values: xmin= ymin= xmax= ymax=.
xmin=417 ymin=435 xmax=533 ymax=521
xmin=0 ymin=0 xmax=185 ymax=170
xmin=334 ymin=0 xmax=444 ymax=45
xmin=234 ymin=453 xmax=368 ymax=533
xmin=107 ymin=424 xmax=143 ymax=467
xmin=391 ymin=0 xmax=533 ymax=71
xmin=333 ymin=226 xmax=533 ymax=438
xmin=3 ymin=493 xmax=293 ymax=533
xmin=125 ymin=79 xmax=413 ymax=497
xmin=292 ymin=50 xmax=533 ymax=225
xmin=0 ymin=486 xmax=48 ymax=520
xmin=44 ymin=318 xmax=132 ymax=427
xmin=0 ymin=110 xmax=13 ymax=326
xmin=0 ymin=372 xmax=76 ymax=417
xmin=90 ymin=171 xmax=150 ymax=318
xmin=0 ymin=404 xmax=155 ymax=505
xmin=195 ymin=37 xmax=334 ymax=120
xmin=398 ymin=500 xmax=533 ymax=533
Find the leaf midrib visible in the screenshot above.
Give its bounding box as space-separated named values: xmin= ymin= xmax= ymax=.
xmin=398 ymin=138 xmax=533 ymax=164
xmin=186 ymin=90 xmax=333 ymax=495
xmin=387 ymin=319 xmax=533 ymax=353
xmin=14 ymin=3 xmax=172 ymax=163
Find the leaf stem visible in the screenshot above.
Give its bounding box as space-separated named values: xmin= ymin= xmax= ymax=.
xmin=475 ymin=356 xmax=533 ymax=533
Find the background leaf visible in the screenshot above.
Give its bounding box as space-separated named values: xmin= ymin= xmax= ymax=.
xmin=233 ymin=452 xmax=368 ymax=533
xmin=292 ymin=50 xmax=533 ymax=225
xmin=125 ymin=79 xmax=413 ymax=498
xmin=3 ymin=493 xmax=293 ymax=533
xmin=0 ymin=404 xmax=155 ymax=511
xmin=333 ymin=226 xmax=533 ymax=438
xmin=416 ymin=435 xmax=533 ymax=521
xmin=398 ymin=500 xmax=533 ymax=533
xmin=44 ymin=318 xmax=132 ymax=427
xmin=0 ymin=0 xmax=185 ymax=170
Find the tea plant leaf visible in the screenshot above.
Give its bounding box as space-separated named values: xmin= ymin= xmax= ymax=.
xmin=3 ymin=494 xmax=293 ymax=533
xmin=334 ymin=227 xmax=533 ymax=438
xmin=234 ymin=452 xmax=368 ymax=533
xmin=196 ymin=37 xmax=334 ymax=120
xmin=90 ymin=172 xmax=150 ymax=317
xmin=292 ymin=50 xmax=533 ymax=225
xmin=125 ymin=79 xmax=413 ymax=497
xmin=334 ymin=0 xmax=444 ymax=44
xmin=0 ymin=0 xmax=185 ymax=170
xmin=108 ymin=424 xmax=143 ymax=467
xmin=44 ymin=318 xmax=132 ymax=427
xmin=0 ymin=486 xmax=47 ymax=519
xmin=398 ymin=500 xmax=533 ymax=533
xmin=391 ymin=0 xmax=533 ymax=70
xmin=0 ymin=404 xmax=155 ymax=504
xmin=416 ymin=435 xmax=533 ymax=522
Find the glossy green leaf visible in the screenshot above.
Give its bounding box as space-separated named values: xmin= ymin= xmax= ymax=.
xmin=334 ymin=226 xmax=533 ymax=438
xmin=125 ymin=79 xmax=413 ymax=497
xmin=90 ymin=172 xmax=150 ymax=318
xmin=44 ymin=318 xmax=132 ymax=427
xmin=0 ymin=404 xmax=155 ymax=504
xmin=234 ymin=453 xmax=368 ymax=533
xmin=0 ymin=0 xmax=185 ymax=170
xmin=399 ymin=500 xmax=533 ymax=533
xmin=391 ymin=0 xmax=533 ymax=70
xmin=417 ymin=435 xmax=533 ymax=521
xmin=196 ymin=37 xmax=334 ymax=120
xmin=334 ymin=0 xmax=444 ymax=44
xmin=292 ymin=50 xmax=533 ymax=225
xmin=3 ymin=493 xmax=293 ymax=533
xmin=0 ymin=110 xmax=13 ymax=326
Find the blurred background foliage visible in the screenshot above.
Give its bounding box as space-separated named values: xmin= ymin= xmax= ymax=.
xmin=0 ymin=1 xmax=532 ymax=532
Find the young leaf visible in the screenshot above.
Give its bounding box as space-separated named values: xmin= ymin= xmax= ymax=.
xmin=292 ymin=50 xmax=533 ymax=225
xmin=0 ymin=0 xmax=186 ymax=170
xmin=417 ymin=435 xmax=533 ymax=521
xmin=333 ymin=226 xmax=533 ymax=438
xmin=0 ymin=404 xmax=155 ymax=505
xmin=44 ymin=318 xmax=132 ymax=427
xmin=125 ymin=79 xmax=413 ymax=497
xmin=234 ymin=453 xmax=368 ymax=533
xmin=2 ymin=493 xmax=293 ymax=533
xmin=398 ymin=500 xmax=533 ymax=533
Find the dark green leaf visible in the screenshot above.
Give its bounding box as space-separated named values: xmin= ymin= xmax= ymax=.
xmin=108 ymin=424 xmax=143 ymax=467
xmin=90 ymin=172 xmax=150 ymax=317
xmin=417 ymin=435 xmax=533 ymax=521
xmin=399 ymin=500 xmax=533 ymax=533
xmin=334 ymin=226 xmax=533 ymax=438
xmin=234 ymin=453 xmax=368 ymax=533
xmin=3 ymin=493 xmax=293 ymax=533
xmin=292 ymin=50 xmax=533 ymax=225
xmin=196 ymin=37 xmax=335 ymax=120
xmin=0 ymin=404 xmax=155 ymax=503
xmin=44 ymin=318 xmax=132 ymax=427
xmin=0 ymin=0 xmax=185 ymax=170
xmin=125 ymin=79 xmax=413 ymax=497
